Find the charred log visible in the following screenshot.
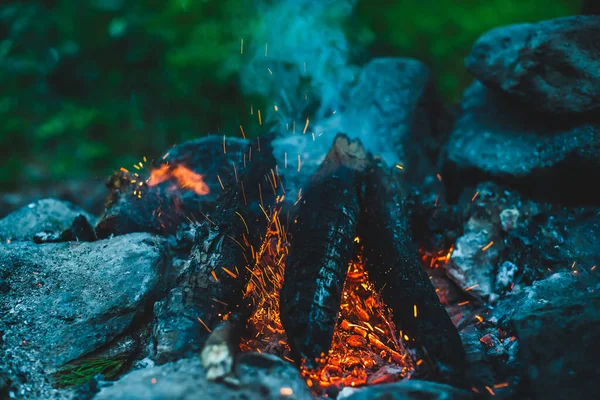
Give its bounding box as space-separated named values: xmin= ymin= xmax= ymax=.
xmin=183 ymin=136 xmax=279 ymax=344
xmin=359 ymin=163 xmax=466 ymax=381
xmin=95 ymin=136 xmax=249 ymax=238
xmin=280 ymin=134 xmax=369 ymax=368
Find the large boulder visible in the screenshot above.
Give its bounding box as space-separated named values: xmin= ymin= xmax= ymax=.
xmin=95 ymin=136 xmax=249 ymax=238
xmin=466 ymin=16 xmax=600 ymax=115
xmin=443 ymin=82 xmax=600 ymax=205
xmin=94 ymin=353 xmax=312 ymax=400
xmin=0 ymin=233 xmax=167 ymax=398
xmin=0 ymin=198 xmax=96 ymax=242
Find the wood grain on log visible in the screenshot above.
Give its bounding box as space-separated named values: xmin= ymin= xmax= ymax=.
xmin=359 ymin=162 xmax=466 ymax=380
xmin=182 ymin=136 xmax=279 ymax=344
xmin=280 ymin=134 xmax=369 ymax=368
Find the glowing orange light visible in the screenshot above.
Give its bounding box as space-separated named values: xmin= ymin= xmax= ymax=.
xmin=148 ymin=164 xmax=210 ymax=195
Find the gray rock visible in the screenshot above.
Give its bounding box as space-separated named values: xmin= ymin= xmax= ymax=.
xmin=0 ymin=233 xmax=167 ymax=398
xmin=447 ymin=182 xmax=551 ymax=301
xmin=448 ymin=221 xmax=499 ymax=301
xmin=94 ymin=353 xmax=312 ymax=400
xmin=466 ymin=16 xmax=600 ymax=115
xmin=342 ymin=58 xmax=447 ymax=177
xmin=274 ymin=57 xmax=448 ymax=200
xmin=338 ymin=380 xmax=473 ymax=400
xmin=444 ymin=82 xmax=600 ymax=204
xmin=495 ymin=272 xmax=600 ymax=399
xmin=0 ymin=198 xmax=96 ymax=242
xmin=496 ymin=261 xmax=518 ymax=292
xmin=507 ymin=207 xmax=600 ymax=283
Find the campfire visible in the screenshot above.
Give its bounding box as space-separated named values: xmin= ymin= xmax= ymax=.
xmin=188 ymin=134 xmax=465 ymax=397
xmin=239 ymin=207 xmax=414 ymax=396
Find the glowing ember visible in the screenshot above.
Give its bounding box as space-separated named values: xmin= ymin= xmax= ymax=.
xmin=241 ymin=209 xmax=414 ymax=395
xmin=300 ymin=252 xmax=414 ymax=394
xmin=420 ymin=245 xmax=454 ymax=269
xmin=147 ymin=164 xmax=210 ymax=195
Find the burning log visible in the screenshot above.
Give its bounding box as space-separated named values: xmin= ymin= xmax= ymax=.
xmin=95 ymin=136 xmax=249 ymax=238
xmin=280 ymin=134 xmax=369 ymax=368
xmin=183 ymin=136 xmax=280 ymax=345
xmin=359 ymin=162 xmax=466 ymax=380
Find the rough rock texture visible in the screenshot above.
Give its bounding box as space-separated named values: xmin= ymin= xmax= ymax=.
xmin=151 ymin=286 xmax=203 ymax=364
xmin=443 ymin=82 xmax=600 ymax=205
xmin=338 ymin=380 xmax=473 ymax=400
xmin=494 ymin=272 xmax=600 ymax=399
xmin=446 ymin=182 xmax=551 ymax=301
xmin=0 ymin=233 xmax=167 ymax=398
xmin=95 ymin=136 xmax=248 ymax=238
xmin=273 ymin=57 xmax=449 ymax=200
xmin=342 ymin=58 xmax=448 ymax=186
xmin=0 ymin=198 xmax=96 ymax=242
xmin=466 ymin=16 xmax=600 ymax=115
xmin=94 ymin=353 xmax=312 ymax=400
xmin=507 ymin=208 xmax=600 ymax=283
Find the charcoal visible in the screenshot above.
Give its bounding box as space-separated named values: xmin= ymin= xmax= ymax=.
xmin=0 ymin=233 xmax=167 ymax=398
xmin=466 ymin=16 xmax=600 ymax=115
xmin=154 ymin=136 xmax=278 ymax=358
xmin=360 ymin=163 xmax=466 ymax=380
xmin=71 ymin=214 xmax=97 ymax=242
xmin=95 ymin=136 xmax=249 ymax=238
xmin=280 ymin=134 xmax=368 ymax=368
xmin=0 ymin=198 xmax=96 ymax=243
xmin=443 ymin=82 xmax=600 ymax=205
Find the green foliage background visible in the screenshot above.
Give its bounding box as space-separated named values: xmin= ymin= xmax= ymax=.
xmin=0 ymin=0 xmax=582 ymax=190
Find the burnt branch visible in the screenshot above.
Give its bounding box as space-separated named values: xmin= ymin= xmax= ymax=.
xmin=280 ymin=134 xmax=368 ymax=368
xmin=183 ymin=136 xmax=280 ymax=343
xmin=359 ymin=163 xmax=466 ymax=381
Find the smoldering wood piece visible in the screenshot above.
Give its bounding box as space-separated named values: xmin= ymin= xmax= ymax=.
xmin=183 ymin=136 xmax=279 ymax=343
xmin=359 ymin=163 xmax=466 ymax=380
xmin=280 ymin=134 xmax=369 ymax=368
xmin=95 ymin=136 xmax=249 ymax=238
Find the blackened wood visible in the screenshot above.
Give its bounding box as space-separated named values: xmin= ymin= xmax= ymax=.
xmin=359 ymin=163 xmax=466 ymax=380
xmin=182 ymin=136 xmax=279 ymax=343
xmin=280 ymin=134 xmax=368 ymax=368
xmin=95 ymin=136 xmax=249 ymax=238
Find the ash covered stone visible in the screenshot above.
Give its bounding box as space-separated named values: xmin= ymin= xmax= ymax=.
xmin=94 ymin=353 xmax=311 ymax=400
xmin=0 ymin=198 xmax=96 ymax=243
xmin=444 ymin=182 xmax=554 ymax=301
xmin=0 ymin=233 xmax=168 ymax=398
xmin=337 ymin=380 xmax=473 ymax=400
xmin=466 ymin=16 xmax=600 ymax=115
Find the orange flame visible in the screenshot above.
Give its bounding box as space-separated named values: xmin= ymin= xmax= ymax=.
xmin=148 ymin=164 xmax=210 ymax=195
xmin=240 ymin=208 xmax=414 ymax=396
